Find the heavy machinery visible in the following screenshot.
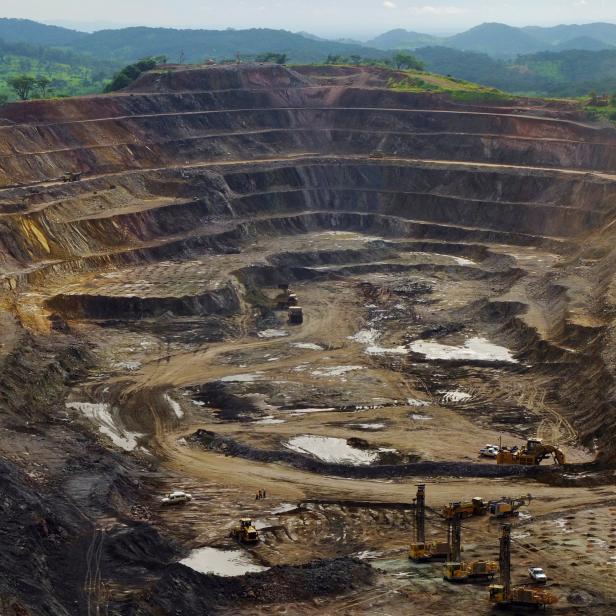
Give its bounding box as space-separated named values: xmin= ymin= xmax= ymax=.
xmin=488 ymin=524 xmax=558 ymax=608
xmin=489 ymin=495 xmax=532 ymax=519
xmin=497 ymin=438 xmax=565 ymax=466
xmin=409 ymin=484 xmax=449 ymax=562
xmin=230 ymin=518 xmax=260 ymax=544
xmin=62 ymin=171 xmax=82 ymax=182
xmin=443 ymin=494 xmax=531 ymax=521
xmin=288 ymin=306 xmax=304 ymax=325
xmin=442 ymin=497 xmax=488 ymax=520
xmin=443 ymin=514 xmax=498 ymax=583
xmin=274 ymin=284 xmax=297 ymax=310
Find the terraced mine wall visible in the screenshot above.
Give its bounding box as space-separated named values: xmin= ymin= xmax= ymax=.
xmin=2 ymin=63 xmax=616 ymax=614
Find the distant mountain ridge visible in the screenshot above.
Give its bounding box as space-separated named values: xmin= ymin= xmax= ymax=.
xmin=0 ymin=19 xmax=388 ymax=64
xmin=367 ymin=21 xmax=616 ymax=57
xmin=2 ymin=17 xmax=616 ymax=62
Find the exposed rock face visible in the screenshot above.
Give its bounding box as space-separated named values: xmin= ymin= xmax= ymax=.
xmin=1 ymin=63 xmax=616 ymax=613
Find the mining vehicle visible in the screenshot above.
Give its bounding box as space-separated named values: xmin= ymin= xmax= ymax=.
xmin=488 ymin=495 xmax=531 ymax=519
xmin=443 ymin=495 xmax=530 ymax=521
xmin=442 ymin=497 xmax=488 ymax=520
xmin=274 ymin=284 xmax=295 ymax=309
xmin=161 ymin=491 xmax=192 ymax=506
xmin=288 ymin=306 xmax=304 ymax=325
xmin=62 ymin=171 xmax=82 ymax=182
xmin=443 ymin=513 xmax=498 ymax=583
xmin=497 ymin=438 xmax=565 ymax=465
xmin=488 ymin=524 xmax=558 ymax=608
xmin=230 ymin=518 xmax=260 ymax=544
xmin=409 ymin=484 xmax=449 ymax=562
xmin=369 ymin=150 xmax=385 ymax=159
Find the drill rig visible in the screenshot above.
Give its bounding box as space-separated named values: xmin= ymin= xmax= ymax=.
xmin=443 ymin=513 xmax=498 ymax=583
xmin=408 ymin=484 xmax=449 ymax=562
xmin=488 ymin=524 xmax=558 ymax=608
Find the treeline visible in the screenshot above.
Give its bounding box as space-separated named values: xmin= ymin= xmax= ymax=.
xmin=0 ymin=37 xmax=116 ymax=72
xmin=414 ymin=46 xmax=616 ymax=97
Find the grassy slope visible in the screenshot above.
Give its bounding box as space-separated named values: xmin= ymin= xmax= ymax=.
xmin=387 ymin=69 xmax=516 ymax=103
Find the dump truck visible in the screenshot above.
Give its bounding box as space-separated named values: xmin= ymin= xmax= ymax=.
xmin=489 ymin=524 xmax=558 ymax=608
xmin=230 ymin=518 xmax=260 ymax=544
xmin=497 ymin=438 xmax=565 ymax=466
xmin=288 ymin=306 xmax=304 ymax=325
xmin=62 ymin=171 xmax=82 ymax=182
xmin=442 ymin=497 xmax=488 ymax=520
xmin=274 ymin=284 xmax=297 ymax=310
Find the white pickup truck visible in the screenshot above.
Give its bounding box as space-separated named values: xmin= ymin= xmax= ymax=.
xmin=528 ymin=567 xmax=548 ymax=583
xmin=161 ymin=491 xmax=193 ymax=506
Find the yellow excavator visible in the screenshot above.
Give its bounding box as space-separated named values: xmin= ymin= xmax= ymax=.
xmin=489 ymin=524 xmax=558 ymax=608
xmin=497 ymin=438 xmax=565 ymax=466
xmin=443 ymin=513 xmax=498 ymax=583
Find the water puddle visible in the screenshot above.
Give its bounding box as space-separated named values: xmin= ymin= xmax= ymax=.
xmin=350 ymin=423 xmax=386 ymax=430
xmin=410 ymin=414 xmax=432 ymax=421
xmin=291 ymin=342 xmax=324 ymax=351
xmin=114 ymin=360 xmax=141 ymax=371
xmin=440 ymin=390 xmax=472 ymax=404
xmin=254 ymin=416 xmax=286 ymax=425
xmin=258 ymin=329 xmax=288 ymax=338
xmin=271 ymin=503 xmax=298 ymax=514
xmin=220 ymin=372 xmax=263 ymax=383
xmin=407 ymin=251 xmax=476 ymax=266
xmin=287 ymin=407 xmax=336 ymax=415
xmin=410 ymin=337 xmax=517 ymax=363
xmin=349 ymin=329 xmax=408 ymax=355
xmin=285 ymin=435 xmax=379 ymax=465
xmin=66 ymin=402 xmax=142 ymax=451
xmin=164 ymin=394 xmax=184 ymax=419
xmin=311 ymin=365 xmax=364 ymax=377
xmin=180 ymin=547 xmax=268 ymax=577
xmin=407 ymin=398 xmax=430 ymax=407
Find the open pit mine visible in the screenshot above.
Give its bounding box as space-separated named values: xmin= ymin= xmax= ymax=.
xmin=2 ymin=63 xmax=616 ymax=615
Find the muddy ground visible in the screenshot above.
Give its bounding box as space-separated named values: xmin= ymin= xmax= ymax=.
xmin=1 ymin=64 xmax=616 ymax=615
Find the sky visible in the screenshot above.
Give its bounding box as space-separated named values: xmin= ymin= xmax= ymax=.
xmin=4 ymin=0 xmax=616 ymax=38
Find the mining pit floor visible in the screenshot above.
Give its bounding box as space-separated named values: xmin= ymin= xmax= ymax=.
xmin=1 ymin=63 xmax=616 ymax=615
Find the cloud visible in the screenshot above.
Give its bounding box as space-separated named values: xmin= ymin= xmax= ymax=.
xmin=383 ymin=1 xmax=397 ymax=8
xmin=407 ymin=4 xmax=467 ymax=15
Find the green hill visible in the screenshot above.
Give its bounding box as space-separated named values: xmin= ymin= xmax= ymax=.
xmin=0 ymin=38 xmax=119 ymax=101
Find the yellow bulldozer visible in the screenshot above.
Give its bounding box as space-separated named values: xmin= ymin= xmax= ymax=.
xmin=497 ymin=438 xmax=565 ymax=466
xmin=229 ymin=518 xmax=260 ymax=544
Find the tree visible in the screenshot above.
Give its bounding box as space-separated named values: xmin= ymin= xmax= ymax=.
xmin=325 ymin=54 xmax=347 ymax=65
xmin=104 ymin=57 xmax=162 ymax=93
xmin=393 ymin=51 xmax=424 ymax=71
xmin=0 ymin=94 xmax=8 ymax=107
xmin=35 ymin=76 xmax=52 ymax=97
xmin=7 ymin=75 xmax=37 ymax=100
xmin=255 ymin=52 xmax=287 ymax=64
xmin=349 ymin=55 xmax=362 ymax=65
